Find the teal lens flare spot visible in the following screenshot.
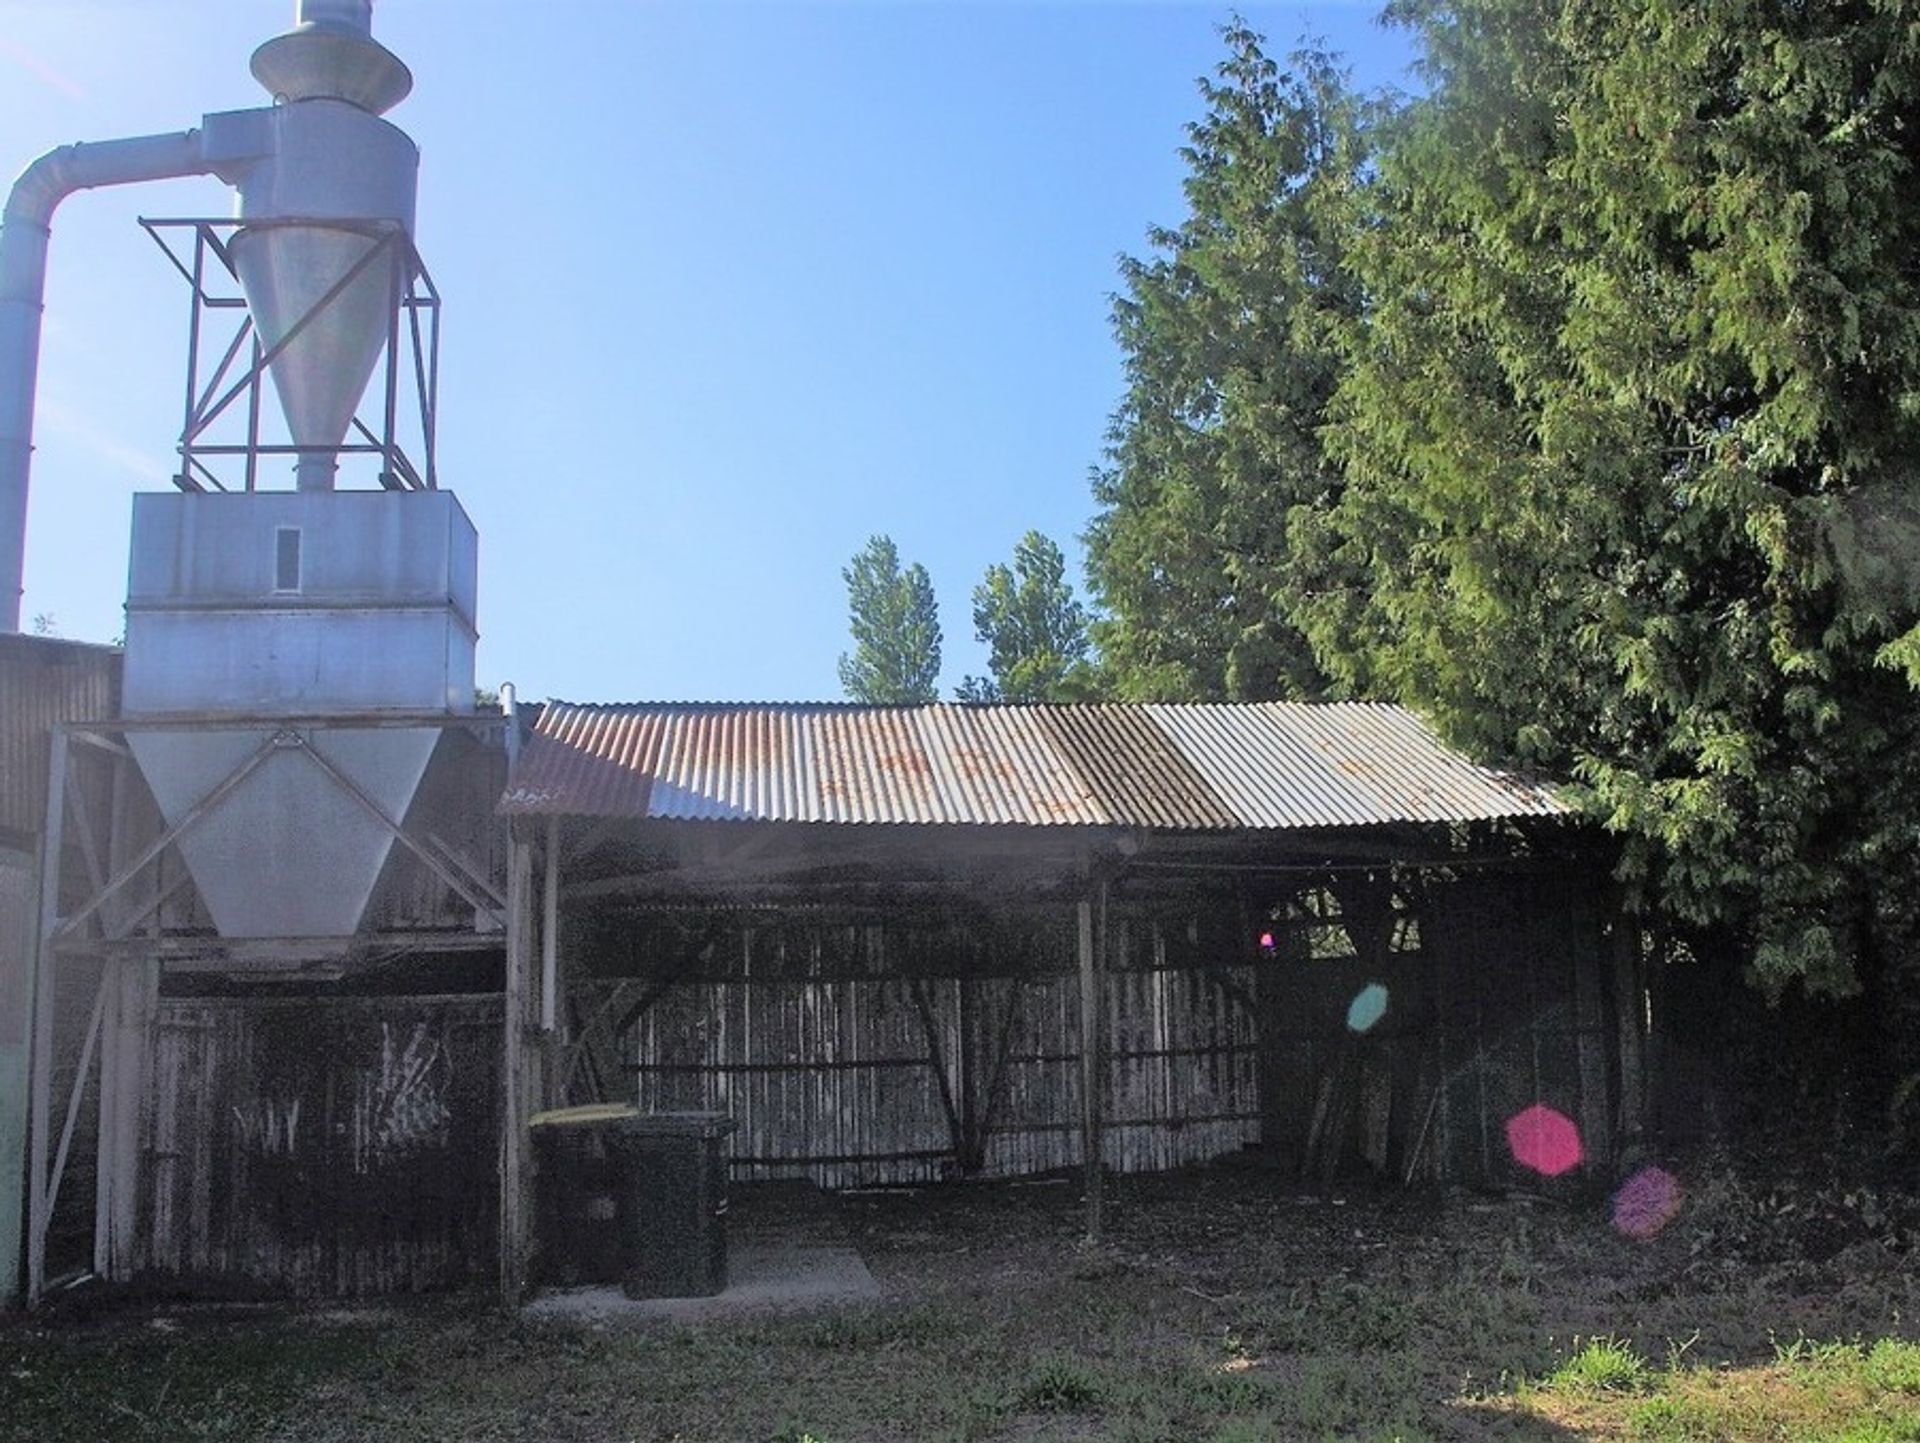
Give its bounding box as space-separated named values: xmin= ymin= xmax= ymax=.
xmin=1346 ymin=982 xmax=1388 ymax=1033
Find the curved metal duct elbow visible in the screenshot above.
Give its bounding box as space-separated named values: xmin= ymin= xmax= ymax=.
xmin=0 ymin=130 xmax=221 ymax=633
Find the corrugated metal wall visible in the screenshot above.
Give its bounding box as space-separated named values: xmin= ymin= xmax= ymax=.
xmin=0 ymin=636 xmax=119 ymax=847
xmin=1 ymin=637 xmax=121 ymax=1299
xmin=139 ymin=995 xmax=501 ymax=1296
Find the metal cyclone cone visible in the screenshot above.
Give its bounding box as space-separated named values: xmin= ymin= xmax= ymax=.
xmin=225 ymin=0 xmax=419 ymax=491
xmin=229 ymin=220 xmax=399 ymax=491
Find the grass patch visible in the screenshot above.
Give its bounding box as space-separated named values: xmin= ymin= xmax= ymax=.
xmin=1009 ymin=1353 xmax=1107 ymax=1413
xmin=7 ymin=1169 xmax=1920 ymax=1442
xmin=1547 ymin=1335 xmax=1652 ymax=1393
xmin=1513 ymin=1338 xmax=1920 ymax=1442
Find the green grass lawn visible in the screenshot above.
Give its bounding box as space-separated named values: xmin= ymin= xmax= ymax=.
xmin=5 ymin=1160 xmax=1918 ymax=1442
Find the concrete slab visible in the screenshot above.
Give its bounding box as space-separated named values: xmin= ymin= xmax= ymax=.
xmin=523 ymin=1243 xmax=880 ymax=1323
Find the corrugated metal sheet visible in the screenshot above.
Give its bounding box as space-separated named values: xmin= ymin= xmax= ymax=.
xmin=502 ymin=700 xmax=1566 ymax=830
xmin=0 ymin=635 xmax=121 ymax=842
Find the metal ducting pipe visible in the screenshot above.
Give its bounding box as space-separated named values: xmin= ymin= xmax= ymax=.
xmin=0 ymin=132 xmax=221 ymax=634
xmin=0 ymin=0 xmax=414 ymax=632
xmin=301 ymin=0 xmax=375 ymax=34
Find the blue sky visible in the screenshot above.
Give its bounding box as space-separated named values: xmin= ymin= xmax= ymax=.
xmin=3 ymin=0 xmax=1417 ymax=702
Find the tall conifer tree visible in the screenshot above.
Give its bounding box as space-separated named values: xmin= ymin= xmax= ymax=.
xmin=1087 ymin=26 xmax=1371 ymax=702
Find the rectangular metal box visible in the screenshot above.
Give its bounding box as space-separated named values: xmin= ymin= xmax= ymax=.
xmin=122 ymin=490 xmax=476 ymax=716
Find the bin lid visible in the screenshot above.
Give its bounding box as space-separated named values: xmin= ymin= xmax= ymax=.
xmin=530 ymin=1103 xmax=640 ymax=1128
xmin=618 ymin=1111 xmax=738 ymax=1139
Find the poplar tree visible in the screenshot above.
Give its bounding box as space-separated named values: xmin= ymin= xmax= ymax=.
xmin=955 ymin=531 xmax=1095 ymax=702
xmin=837 ymin=535 xmax=942 ymax=704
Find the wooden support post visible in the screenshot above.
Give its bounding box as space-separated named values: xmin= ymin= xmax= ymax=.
xmin=95 ymin=958 xmax=155 ymax=1281
xmin=500 ymin=834 xmax=535 ymax=1306
xmin=94 ymin=969 xmax=121 ymax=1279
xmin=26 ymin=730 xmax=69 ymax=1306
xmin=957 ymin=972 xmax=978 ymax=1174
xmin=1078 ymin=880 xmax=1107 ymax=1245
xmin=540 ymin=817 xmax=560 ymax=1036
xmin=1610 ymin=899 xmax=1648 ymax=1146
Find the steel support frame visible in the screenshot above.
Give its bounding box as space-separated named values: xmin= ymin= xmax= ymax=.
xmin=139 ymin=216 xmax=441 ymax=494
xmin=20 ymin=711 xmax=507 ymax=1307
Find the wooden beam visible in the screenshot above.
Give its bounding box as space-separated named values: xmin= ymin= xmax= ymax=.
xmin=957 ymin=972 xmax=979 ymax=1173
xmin=499 ymin=835 xmax=535 ymax=1307
xmin=1610 ymin=898 xmax=1647 ymax=1147
xmin=1077 ymin=881 xmax=1106 ymax=1245
xmin=540 ymin=817 xmax=560 ymax=1036
xmin=58 ymin=926 xmax=506 ymax=963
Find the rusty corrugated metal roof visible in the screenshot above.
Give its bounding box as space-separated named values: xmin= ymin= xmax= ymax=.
xmin=502 ymin=700 xmax=1567 ymax=831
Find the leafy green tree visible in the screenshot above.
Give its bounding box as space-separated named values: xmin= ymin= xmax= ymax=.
xmin=1085 ymin=24 xmax=1371 ymax=702
xmin=1092 ymin=4 xmax=1920 ymax=1027
xmin=956 ymin=531 xmax=1096 ymax=702
xmin=837 ymin=535 xmax=942 ymax=704
xmin=1312 ymin=0 xmax=1920 ymax=999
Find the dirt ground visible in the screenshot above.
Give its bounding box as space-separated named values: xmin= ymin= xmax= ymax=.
xmin=7 ymin=1146 xmax=1920 ymax=1442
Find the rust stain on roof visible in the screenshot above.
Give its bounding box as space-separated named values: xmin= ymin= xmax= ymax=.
xmin=500 ymin=700 xmax=1569 ymax=831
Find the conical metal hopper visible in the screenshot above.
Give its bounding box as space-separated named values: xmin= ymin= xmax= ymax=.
xmin=126 ymin=725 xmax=440 ymax=940
xmin=230 ymin=223 xmax=398 ymax=492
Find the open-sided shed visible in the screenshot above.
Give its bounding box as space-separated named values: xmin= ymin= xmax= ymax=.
xmin=495 ymin=699 xmax=1645 ymax=1292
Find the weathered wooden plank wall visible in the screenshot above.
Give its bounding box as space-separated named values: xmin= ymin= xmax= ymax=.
xmin=582 ymin=863 xmax=1625 ymax=1193
xmin=1421 ymin=867 xmax=1619 ymax=1187
xmin=139 ymin=994 xmax=501 ymax=1296
xmin=607 ymin=912 xmax=1263 ymax=1189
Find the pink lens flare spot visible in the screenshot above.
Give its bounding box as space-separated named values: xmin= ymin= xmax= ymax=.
xmin=1504 ymin=1104 xmax=1584 ymax=1177
xmin=1612 ymin=1166 xmax=1682 ymax=1240
xmin=1259 ymin=931 xmax=1275 ymax=952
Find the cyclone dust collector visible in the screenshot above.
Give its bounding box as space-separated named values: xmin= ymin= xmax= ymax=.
xmin=0 ymin=0 xmax=478 ymax=945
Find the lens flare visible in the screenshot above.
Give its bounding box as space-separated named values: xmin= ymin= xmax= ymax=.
xmin=1505 ymin=1104 xmax=1583 ymax=1177
xmin=1259 ymin=931 xmax=1275 ymax=953
xmin=1346 ymin=983 xmax=1389 ymax=1033
xmin=1611 ymin=1165 xmax=1682 ymax=1240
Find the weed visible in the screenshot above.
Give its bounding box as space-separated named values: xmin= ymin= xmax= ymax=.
xmin=1547 ymin=1336 xmax=1650 ymax=1393
xmin=1864 ymin=1338 xmax=1920 ymax=1394
xmin=1772 ymin=1333 xmax=1860 ymax=1369
xmin=1012 ymin=1354 xmax=1107 ymax=1413
xmin=1247 ymin=1278 xmax=1416 ymax=1354
xmin=786 ymin=1303 xmax=943 ymax=1352
xmin=1625 ymin=1393 xmax=1715 ymax=1441
xmin=1203 ymin=1419 xmax=1278 ymax=1443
